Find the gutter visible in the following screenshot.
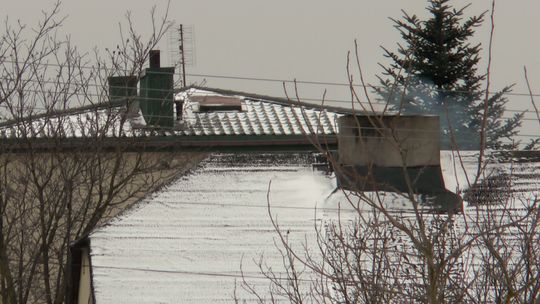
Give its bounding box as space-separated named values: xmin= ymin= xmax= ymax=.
xmin=0 ymin=134 xmax=338 ymax=153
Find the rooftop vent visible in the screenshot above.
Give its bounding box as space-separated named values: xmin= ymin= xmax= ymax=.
xmin=149 ymin=50 xmax=160 ymax=68
xmin=190 ymin=96 xmax=244 ymax=112
xmin=108 ymin=76 xmax=137 ymax=102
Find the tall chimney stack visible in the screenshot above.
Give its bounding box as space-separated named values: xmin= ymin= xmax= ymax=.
xmin=139 ymin=49 xmax=175 ymax=128
xmin=149 ymin=50 xmax=160 ymax=68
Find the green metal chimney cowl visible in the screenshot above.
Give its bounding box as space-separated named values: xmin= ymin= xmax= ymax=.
xmin=139 ymin=50 xmax=175 ymax=128
xmin=108 ymin=76 xmax=137 ymax=103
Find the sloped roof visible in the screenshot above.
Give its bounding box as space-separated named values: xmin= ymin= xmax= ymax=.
xmin=0 ymin=87 xmax=342 ymax=138
xmin=84 ymin=151 xmax=539 ymax=303
xmin=174 ymin=88 xmax=339 ymax=136
xmin=0 ymin=106 xmax=133 ymax=139
xmin=88 ymin=153 xmax=339 ymax=303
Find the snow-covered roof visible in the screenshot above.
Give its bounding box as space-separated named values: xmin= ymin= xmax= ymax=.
xmin=0 ymin=103 xmax=133 ymax=139
xmin=0 ymin=87 xmax=342 ymax=140
xmin=88 ymin=153 xmax=339 ymax=303
xmin=173 ymin=88 xmax=340 ymax=136
xmin=84 ymin=151 xmax=539 ymax=303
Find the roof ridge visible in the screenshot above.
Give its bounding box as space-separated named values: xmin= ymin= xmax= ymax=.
xmin=177 ymin=85 xmax=358 ymax=114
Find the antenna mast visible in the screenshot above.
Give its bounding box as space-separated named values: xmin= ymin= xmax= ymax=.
xmin=179 ymin=24 xmax=187 ymax=87
xmin=167 ymin=22 xmax=195 ymax=88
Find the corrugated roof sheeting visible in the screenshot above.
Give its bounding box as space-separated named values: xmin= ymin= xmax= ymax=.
xmin=86 ymin=152 xmax=540 ymax=303
xmin=0 ymin=108 xmax=136 ymax=139
xmin=89 ymin=153 xmax=336 ymax=303
xmin=178 ymin=99 xmax=339 ymax=137
xmin=0 ymin=89 xmax=341 ymax=140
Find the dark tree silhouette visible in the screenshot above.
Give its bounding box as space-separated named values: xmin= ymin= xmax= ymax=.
xmin=377 ymin=0 xmax=522 ymax=149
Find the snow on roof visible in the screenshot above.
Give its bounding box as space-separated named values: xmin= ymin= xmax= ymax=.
xmin=88 ymin=153 xmax=340 ymax=303
xmin=0 ymin=105 xmax=134 ymax=139
xmin=171 ymin=88 xmax=340 ymax=136
xmin=0 ymin=88 xmax=341 ymax=140
xmin=86 ymin=151 xmax=539 ymax=303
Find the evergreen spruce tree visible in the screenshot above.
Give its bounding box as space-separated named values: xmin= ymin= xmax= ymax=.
xmin=377 ymin=0 xmax=522 ymax=149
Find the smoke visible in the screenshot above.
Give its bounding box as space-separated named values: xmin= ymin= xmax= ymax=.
xmin=382 ymin=76 xmax=481 ymax=149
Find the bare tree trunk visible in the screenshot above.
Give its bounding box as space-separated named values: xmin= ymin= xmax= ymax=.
xmin=0 ymin=2 xmax=208 ymax=304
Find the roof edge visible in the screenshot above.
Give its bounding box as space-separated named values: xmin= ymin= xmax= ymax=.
xmin=0 ymin=99 xmax=129 ymax=128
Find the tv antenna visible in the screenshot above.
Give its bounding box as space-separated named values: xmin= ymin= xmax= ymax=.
xmin=167 ymin=22 xmax=196 ymax=87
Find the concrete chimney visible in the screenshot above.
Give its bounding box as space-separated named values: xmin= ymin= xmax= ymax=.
xmin=338 ymin=115 xmax=440 ymax=168
xmin=336 ymin=114 xmax=444 ymax=193
xmin=335 ymin=114 xmax=463 ymax=212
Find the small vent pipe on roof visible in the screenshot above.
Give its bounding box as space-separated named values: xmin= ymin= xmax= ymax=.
xmin=149 ymin=50 xmax=160 ymax=68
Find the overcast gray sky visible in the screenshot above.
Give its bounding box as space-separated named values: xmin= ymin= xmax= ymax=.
xmin=3 ymin=0 xmax=540 ymax=134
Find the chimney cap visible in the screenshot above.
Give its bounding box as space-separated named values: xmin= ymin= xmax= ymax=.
xmin=149 ymin=50 xmax=160 ymax=69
